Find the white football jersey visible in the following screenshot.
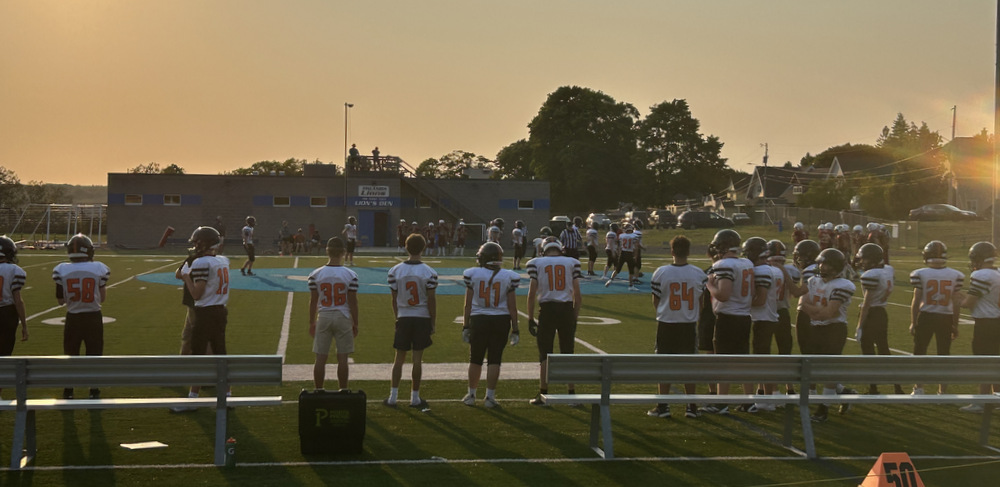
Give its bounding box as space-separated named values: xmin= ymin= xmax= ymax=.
xmin=308 ymin=264 xmax=359 ymax=315
xmin=796 ymin=264 xmax=817 ymax=311
xmin=860 ymin=265 xmax=894 ymax=308
xmin=487 ymin=226 xmax=501 ymax=243
xmin=804 ymin=276 xmax=856 ymax=326
xmin=651 ymin=264 xmax=707 ymax=323
xmin=511 ymin=228 xmax=524 ymax=246
xmin=387 ymin=261 xmax=438 ymax=318
xmin=710 ymin=257 xmax=754 ymax=315
xmin=633 ymin=230 xmax=643 ymax=252
xmin=605 ymin=231 xmax=618 ymax=251
xmin=586 ymin=228 xmax=598 ymax=247
xmin=777 ymin=263 xmax=800 ymax=310
xmin=52 ymin=260 xmax=110 ymax=314
xmin=910 ymin=267 xmax=965 ymax=314
xmin=463 ymin=267 xmax=519 ymax=316
xmin=751 ymin=264 xmax=782 ymax=322
xmin=0 ymin=263 xmax=26 ymax=307
xmin=189 ymin=255 xmax=231 ymax=307
xmin=242 ymin=225 xmax=254 ymax=245
xmin=526 ymin=255 xmax=580 ymax=303
xmin=967 ymin=268 xmax=1000 ymax=319
xmin=619 ymin=232 xmax=639 ymax=252
xmin=343 ymin=223 xmax=358 ymax=241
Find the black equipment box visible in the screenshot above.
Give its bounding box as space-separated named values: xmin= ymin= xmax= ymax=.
xmin=298 ymin=389 xmax=366 ymax=454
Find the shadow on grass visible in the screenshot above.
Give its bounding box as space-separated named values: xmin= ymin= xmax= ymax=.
xmin=60 ymin=410 xmax=114 ymax=485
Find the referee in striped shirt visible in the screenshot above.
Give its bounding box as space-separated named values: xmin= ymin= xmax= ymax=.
xmin=559 ymin=217 xmax=583 ymax=260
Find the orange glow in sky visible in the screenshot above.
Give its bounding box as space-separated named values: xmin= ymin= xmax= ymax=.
xmin=1 ymin=0 xmax=996 ymax=185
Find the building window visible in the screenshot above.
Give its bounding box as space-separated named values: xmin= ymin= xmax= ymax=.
xmin=418 ymin=195 xmax=432 ymax=208
xmin=125 ymin=194 xmax=142 ymax=205
xmin=792 ymin=185 xmax=803 ymax=195
xmin=163 ymin=194 xmax=181 ymax=206
xmin=273 ymin=196 xmax=290 ymax=207
xmin=310 ymin=196 xmax=326 ymax=207
xmin=518 ymin=200 xmax=534 ymax=210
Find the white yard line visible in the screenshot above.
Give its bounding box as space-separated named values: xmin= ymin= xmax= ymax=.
xmin=516 ymin=310 xmax=608 ymax=354
xmin=275 ymin=256 xmax=299 ymax=362
xmin=26 ymin=259 xmax=182 ymax=322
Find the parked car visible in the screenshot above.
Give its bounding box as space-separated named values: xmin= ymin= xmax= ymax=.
xmin=731 ymin=212 xmax=751 ymax=225
xmin=908 ymin=204 xmax=980 ymax=221
xmin=677 ymin=211 xmax=734 ymax=230
xmin=649 ymin=209 xmax=677 ymax=229
xmin=586 ymin=213 xmax=612 ymax=229
xmin=624 ymin=210 xmax=650 ymax=229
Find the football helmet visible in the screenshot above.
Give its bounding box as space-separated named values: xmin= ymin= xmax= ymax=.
xmin=542 ymin=236 xmax=563 ymax=255
xmin=816 ymin=248 xmax=846 ymax=279
xmin=610 ymin=223 xmax=620 ymax=233
xmin=709 ymin=229 xmax=742 ymax=257
xmin=855 ymin=243 xmax=884 ymax=271
xmin=66 ymin=234 xmax=95 ymax=261
xmin=246 ymin=216 xmax=256 ymax=227
xmin=0 ymin=236 xmax=18 ymax=264
xmin=428 ymin=222 xmax=434 ymax=227
xmin=823 ymin=222 xmax=834 ymax=231
xmin=866 ymin=222 xmax=878 ymax=233
xmin=742 ymin=237 xmax=769 ymax=263
xmin=793 ymin=222 xmax=804 ymax=231
xmin=634 ymin=220 xmax=643 ymax=230
xmin=969 ymin=241 xmax=997 ymax=269
xmin=189 ymin=226 xmax=222 ymax=256
xmin=624 ymin=224 xmax=634 ymax=233
xmin=766 ymin=239 xmax=787 ymax=262
xmin=494 ymin=218 xmax=505 ymax=229
xmin=539 ymin=226 xmax=552 ymax=237
xmin=477 ymin=242 xmax=504 ymax=269
xmin=852 ymin=225 xmax=863 ymax=234
xmin=515 ymin=220 xmax=524 ymax=229
xmin=793 ymin=239 xmax=821 ymax=269
xmin=922 ymin=240 xmax=947 ymax=264
xmin=817 ymin=224 xmax=824 ymax=231
xmin=348 ymin=216 xmax=356 ymax=225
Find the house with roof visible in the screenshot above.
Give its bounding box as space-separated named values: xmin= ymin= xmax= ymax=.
xmin=744 ymin=166 xmax=827 ymax=207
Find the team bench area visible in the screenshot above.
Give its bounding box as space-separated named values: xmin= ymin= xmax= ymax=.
xmin=0 ymin=355 xmax=283 ymax=469
xmin=542 ymin=354 xmax=1000 ymax=459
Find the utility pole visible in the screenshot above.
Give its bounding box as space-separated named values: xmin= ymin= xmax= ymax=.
xmin=344 ymin=102 xmax=354 ymax=209
xmin=761 ymin=143 xmax=769 ymax=206
xmin=951 ymin=105 xmax=957 ymax=206
xmin=994 ymin=0 xmax=1000 ymax=246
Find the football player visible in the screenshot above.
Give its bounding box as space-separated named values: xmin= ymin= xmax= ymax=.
xmin=818 ymin=222 xmax=834 ymax=250
xmin=746 ymin=237 xmax=783 ymax=411
xmin=787 ymin=239 xmax=821 ymax=355
xmin=601 ymin=223 xmax=620 ymax=280
xmin=703 ymin=229 xmax=755 ymax=414
xmin=342 ymin=216 xmax=358 ymax=266
xmin=240 ymin=216 xmax=256 ymax=276
xmin=697 ymin=245 xmax=721 ymax=392
xmin=308 ymin=237 xmax=359 ymax=391
xmin=585 ymin=221 xmax=600 ymax=276
xmin=526 ymin=237 xmax=582 ymax=406
xmin=385 ymin=234 xmax=437 ymax=409
xmin=53 ymin=234 xmax=110 ymax=400
xmin=604 ymin=224 xmax=640 ymax=291
xmin=909 ymin=240 xmax=964 ymax=395
xmin=174 ymin=227 xmax=230 ymax=409
xmin=461 ymin=242 xmax=520 ymax=408
xmin=511 ymin=220 xmax=526 ymax=270
xmin=768 ymin=239 xmax=799 ymax=395
xmin=855 ymin=243 xmax=902 ymax=395
xmin=453 ymin=220 xmax=467 ymax=256
xmin=958 ymin=242 xmax=1000 ymax=412
xmin=798 ymin=248 xmax=856 ymax=422
xmin=0 ymin=236 xmax=27 ymax=357
xmin=633 ymin=220 xmax=645 ymax=281
xmin=559 ymin=217 xmax=583 ymax=260
xmin=487 ymin=218 xmax=503 ymax=245
xmin=397 ymin=219 xmax=408 ymax=254
xmin=648 ymin=236 xmax=707 ymax=419
xmin=424 ymin=222 xmax=436 ymax=256
xmin=792 ymin=222 xmax=808 ymax=244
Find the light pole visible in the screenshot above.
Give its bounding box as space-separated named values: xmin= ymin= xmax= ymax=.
xmin=343 ymin=102 xmax=353 ymax=209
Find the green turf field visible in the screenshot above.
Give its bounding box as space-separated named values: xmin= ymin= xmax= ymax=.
xmin=2 ymin=224 xmax=999 ymax=486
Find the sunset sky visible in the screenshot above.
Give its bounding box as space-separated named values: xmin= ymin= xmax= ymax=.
xmin=1 ymin=0 xmax=997 ymax=186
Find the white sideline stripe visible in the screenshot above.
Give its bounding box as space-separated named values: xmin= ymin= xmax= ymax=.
xmin=516 ymin=311 xmax=607 ymax=355
xmin=275 ymin=257 xmax=298 ymax=362
xmin=6 ymin=454 xmax=999 ymax=472
xmin=25 ymin=259 xmax=183 ymax=322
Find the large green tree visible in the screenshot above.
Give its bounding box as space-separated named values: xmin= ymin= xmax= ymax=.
xmin=0 ymin=166 xmax=26 ymax=208
xmin=634 ymin=99 xmax=729 ymax=206
xmin=493 ymin=139 xmax=534 ymax=180
xmin=527 ymin=86 xmax=639 ymax=212
xmin=226 ymin=158 xmax=307 ymax=176
xmin=414 ymin=150 xmax=495 ymax=178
